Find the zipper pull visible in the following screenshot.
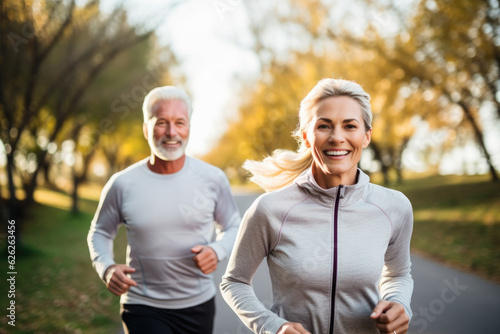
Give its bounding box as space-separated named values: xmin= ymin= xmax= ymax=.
xmin=339 ymin=185 xmax=345 ymax=199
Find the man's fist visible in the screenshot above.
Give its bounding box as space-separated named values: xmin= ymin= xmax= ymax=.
xmin=277 ymin=322 xmax=311 ymax=334
xmin=104 ymin=264 xmax=137 ymax=296
xmin=191 ymin=245 xmax=218 ymax=274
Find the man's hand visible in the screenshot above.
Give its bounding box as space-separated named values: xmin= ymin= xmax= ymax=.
xmin=370 ymin=300 xmax=409 ymax=334
xmin=104 ymin=264 xmax=137 ymax=296
xmin=191 ymin=245 xmax=218 ymax=274
xmin=277 ymin=322 xmax=311 ymax=334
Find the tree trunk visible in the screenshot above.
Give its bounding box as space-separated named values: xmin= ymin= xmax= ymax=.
xmin=41 ymin=157 xmax=52 ymax=187
xmin=458 ymin=100 xmax=499 ymax=182
xmin=24 ymin=148 xmax=50 ymax=206
xmin=369 ymin=142 xmax=391 ymax=185
xmin=5 ymin=151 xmax=24 ymax=245
xmin=395 ymin=137 xmax=410 ymax=184
xmin=71 ymin=154 xmax=95 ymax=214
xmin=6 ymin=152 xmax=18 ymax=207
xmin=103 ymin=144 xmax=119 ymax=179
xmin=71 ymin=173 xmax=80 ymax=213
xmin=71 ymin=122 xmax=100 ymax=213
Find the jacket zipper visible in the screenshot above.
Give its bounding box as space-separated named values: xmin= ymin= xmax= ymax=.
xmin=329 ymin=185 xmax=343 ymax=334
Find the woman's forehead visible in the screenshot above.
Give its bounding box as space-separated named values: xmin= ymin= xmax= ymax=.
xmin=313 ymin=96 xmax=362 ymax=118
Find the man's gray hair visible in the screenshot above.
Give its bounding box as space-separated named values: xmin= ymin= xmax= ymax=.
xmin=142 ymin=86 xmax=193 ymax=123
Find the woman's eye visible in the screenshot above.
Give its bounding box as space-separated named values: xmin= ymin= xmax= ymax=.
xmin=318 ymin=124 xmax=330 ymax=129
xmin=346 ymin=124 xmax=357 ymax=129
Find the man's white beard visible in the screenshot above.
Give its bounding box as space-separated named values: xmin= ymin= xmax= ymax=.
xmin=150 ymin=136 xmax=187 ymax=161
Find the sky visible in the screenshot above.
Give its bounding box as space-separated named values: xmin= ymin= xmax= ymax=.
xmin=160 ymin=1 xmax=259 ymax=157
xmin=101 ymin=0 xmax=259 ymax=157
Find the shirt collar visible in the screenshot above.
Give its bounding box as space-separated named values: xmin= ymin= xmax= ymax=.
xmin=294 ymin=167 xmax=370 ymax=207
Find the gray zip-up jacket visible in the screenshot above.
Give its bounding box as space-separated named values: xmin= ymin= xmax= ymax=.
xmin=88 ymin=157 xmax=240 ymax=309
xmin=220 ymin=168 xmax=413 ymax=334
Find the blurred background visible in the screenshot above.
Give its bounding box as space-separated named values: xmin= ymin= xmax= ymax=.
xmin=0 ymin=0 xmax=499 ymax=333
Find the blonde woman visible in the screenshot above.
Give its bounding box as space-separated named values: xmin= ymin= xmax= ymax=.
xmin=220 ymin=78 xmax=413 ymax=334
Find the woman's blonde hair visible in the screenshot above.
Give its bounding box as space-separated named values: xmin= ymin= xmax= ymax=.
xmin=243 ymin=78 xmax=372 ymax=192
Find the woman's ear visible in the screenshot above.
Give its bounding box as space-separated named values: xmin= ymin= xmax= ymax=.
xmin=302 ymin=131 xmax=311 ymax=148
xmin=363 ymin=129 xmax=372 ymax=148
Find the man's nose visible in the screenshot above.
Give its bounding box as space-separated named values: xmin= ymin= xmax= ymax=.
xmin=166 ymin=124 xmax=177 ymax=137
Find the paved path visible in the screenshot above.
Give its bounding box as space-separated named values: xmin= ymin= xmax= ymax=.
xmin=120 ymin=192 xmax=500 ymax=334
xmin=407 ymin=254 xmax=500 ymax=334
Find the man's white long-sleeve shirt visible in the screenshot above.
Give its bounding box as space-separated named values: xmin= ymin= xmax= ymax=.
xmin=88 ymin=157 xmax=241 ymax=309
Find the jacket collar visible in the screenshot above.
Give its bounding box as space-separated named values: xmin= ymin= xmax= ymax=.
xmin=294 ymin=167 xmax=370 ymax=207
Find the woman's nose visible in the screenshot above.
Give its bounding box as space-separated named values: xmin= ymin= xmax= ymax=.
xmin=328 ymin=130 xmax=344 ymax=144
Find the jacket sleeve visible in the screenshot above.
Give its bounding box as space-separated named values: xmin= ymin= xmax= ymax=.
xmin=87 ymin=175 xmax=123 ymax=282
xmin=207 ymin=170 xmax=241 ymax=262
xmin=379 ymin=191 xmax=414 ymax=320
xmin=220 ymin=196 xmax=288 ymax=334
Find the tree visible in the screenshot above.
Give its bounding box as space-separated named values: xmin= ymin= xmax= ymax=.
xmin=327 ymin=0 xmax=500 ymax=181
xmin=273 ymin=0 xmax=500 ymax=182
xmin=204 ymin=58 xmax=320 ymax=181
xmin=0 ymin=0 xmax=178 ymax=231
xmin=207 ymin=0 xmax=499 ymax=183
xmin=204 ymin=1 xmax=420 ymax=183
xmin=67 ymin=42 xmax=178 ymax=212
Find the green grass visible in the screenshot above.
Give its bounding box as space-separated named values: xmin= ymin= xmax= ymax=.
xmin=0 ymin=174 xmax=499 ymax=332
xmin=0 ymin=189 xmax=127 ymax=334
xmin=392 ymin=174 xmax=500 ymax=283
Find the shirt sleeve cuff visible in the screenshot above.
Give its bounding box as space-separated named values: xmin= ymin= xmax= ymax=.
xmin=208 ymin=242 xmax=226 ymax=262
xmin=95 ymin=260 xmax=116 ymax=283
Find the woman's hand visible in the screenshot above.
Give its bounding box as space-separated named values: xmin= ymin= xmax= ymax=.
xmin=277 ymin=322 xmax=311 ymax=334
xmin=370 ymin=300 xmax=409 ymax=334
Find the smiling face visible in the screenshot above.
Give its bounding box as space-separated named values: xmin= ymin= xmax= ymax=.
xmin=303 ymin=96 xmax=372 ymax=188
xmin=144 ymin=99 xmax=190 ymax=161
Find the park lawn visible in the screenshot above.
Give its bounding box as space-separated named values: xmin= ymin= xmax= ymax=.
xmin=393 ymin=174 xmax=500 ymax=283
xmin=1 ymin=187 xmax=127 ymax=334
xmin=0 ymin=174 xmax=499 ymax=333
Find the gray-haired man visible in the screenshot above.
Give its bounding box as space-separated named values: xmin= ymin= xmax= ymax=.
xmin=88 ymin=86 xmax=241 ymax=333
